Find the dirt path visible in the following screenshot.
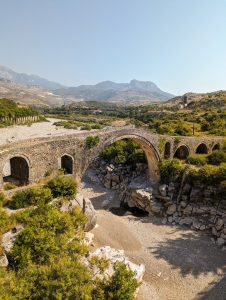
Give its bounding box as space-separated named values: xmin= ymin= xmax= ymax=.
xmin=81 ymin=171 xmax=226 ymax=300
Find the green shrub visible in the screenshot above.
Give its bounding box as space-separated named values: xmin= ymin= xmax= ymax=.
xmin=0 ymin=207 xmax=16 ymax=234
xmin=81 ymin=124 xmax=91 ymax=130
xmin=160 ymin=159 xmax=184 ymax=183
xmin=174 ymin=123 xmax=192 ymax=136
xmin=91 ymin=124 xmax=102 ymax=129
xmin=101 ymin=139 xmax=146 ymax=165
xmin=10 ymin=186 xmax=52 ymax=209
xmin=207 ymin=150 xmax=226 ymax=165
xmin=4 ymin=182 xmax=18 ymax=190
xmin=94 ymin=262 xmax=139 ymax=300
xmin=188 ymin=164 xmax=226 ymax=185
xmin=0 ymin=192 xmax=8 ymax=207
xmin=85 ymin=136 xmax=100 ymax=149
xmin=47 ymin=176 xmax=77 ymax=198
xmin=186 ymin=154 xmax=207 ymax=166
xmin=9 ymin=205 xmax=86 ymax=270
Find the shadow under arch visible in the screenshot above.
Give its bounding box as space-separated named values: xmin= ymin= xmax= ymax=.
xmin=83 ymin=134 xmax=161 ymax=182
xmin=196 ymin=143 xmax=208 ymax=154
xmin=3 ymin=154 xmax=30 ymax=185
xmin=212 ymin=143 xmax=220 ymax=151
xmin=174 ymin=144 xmax=190 ymax=159
xmin=60 ymin=154 xmax=74 ymax=174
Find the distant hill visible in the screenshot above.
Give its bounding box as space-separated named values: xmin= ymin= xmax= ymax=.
xmin=0 ymin=65 xmax=65 ymax=90
xmin=0 ymin=79 xmax=71 ymax=107
xmin=165 ymin=90 xmax=226 ymax=110
xmin=54 ymin=79 xmax=174 ymax=103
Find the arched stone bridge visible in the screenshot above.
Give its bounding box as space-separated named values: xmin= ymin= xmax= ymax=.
xmin=0 ymin=126 xmax=223 ymax=187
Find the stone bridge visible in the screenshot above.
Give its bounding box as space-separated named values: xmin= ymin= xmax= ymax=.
xmin=0 ymin=126 xmax=223 ymax=187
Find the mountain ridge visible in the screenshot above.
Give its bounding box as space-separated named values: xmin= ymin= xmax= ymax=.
xmin=54 ymin=79 xmax=174 ymax=103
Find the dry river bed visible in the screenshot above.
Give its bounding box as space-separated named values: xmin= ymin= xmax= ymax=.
xmin=81 ymin=170 xmax=226 ymax=300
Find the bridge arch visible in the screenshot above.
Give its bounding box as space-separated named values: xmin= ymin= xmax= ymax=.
xmin=196 ymin=143 xmax=208 ymax=154
xmin=60 ymin=154 xmax=74 ymax=174
xmin=3 ymin=154 xmax=30 ymax=185
xmin=174 ymin=144 xmax=190 ymax=159
xmin=84 ymin=134 xmax=160 ymax=182
xmin=212 ymin=143 xmax=220 ymax=151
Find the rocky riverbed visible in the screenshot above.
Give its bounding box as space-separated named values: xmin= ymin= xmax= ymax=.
xmin=81 ymin=168 xmax=226 ymax=300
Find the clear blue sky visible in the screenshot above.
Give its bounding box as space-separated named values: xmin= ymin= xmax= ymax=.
xmin=1 ymin=0 xmax=226 ymax=95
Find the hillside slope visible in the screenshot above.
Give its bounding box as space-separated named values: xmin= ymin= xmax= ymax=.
xmin=0 ymin=79 xmax=71 ymax=107
xmin=0 ymin=65 xmax=65 ymax=90
xmin=166 ymin=90 xmax=226 ymax=109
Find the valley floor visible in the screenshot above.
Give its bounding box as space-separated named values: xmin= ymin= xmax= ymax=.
xmin=81 ymin=170 xmax=226 ymax=300
xmin=0 ymin=118 xmax=83 ymax=145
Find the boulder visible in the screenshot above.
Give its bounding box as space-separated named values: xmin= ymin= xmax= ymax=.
xmin=89 ymin=246 xmax=145 ymax=282
xmin=179 ymin=217 xmax=193 ymax=226
xmin=183 ymin=205 xmax=193 ymax=215
xmin=159 ymin=184 xmax=168 ymax=197
xmin=60 ymin=194 xmax=97 ymax=232
xmin=215 ymin=218 xmax=224 ymax=231
xmin=2 ymin=225 xmax=24 ymax=253
xmin=0 ymin=253 xmax=8 ymax=267
xmin=166 ymin=204 xmax=176 ymax=215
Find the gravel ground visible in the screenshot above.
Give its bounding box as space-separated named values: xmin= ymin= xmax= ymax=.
xmin=81 ymin=170 xmax=226 ymax=300
xmin=0 ymin=118 xmax=83 ymax=145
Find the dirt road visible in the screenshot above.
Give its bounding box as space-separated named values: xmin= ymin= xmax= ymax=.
xmin=81 ymin=171 xmax=226 ymax=300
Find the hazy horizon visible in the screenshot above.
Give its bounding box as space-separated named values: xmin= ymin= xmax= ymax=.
xmin=1 ymin=0 xmax=226 ymax=95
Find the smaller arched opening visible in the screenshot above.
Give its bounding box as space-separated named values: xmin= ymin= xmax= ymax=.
xmin=61 ymin=155 xmax=73 ymax=174
xmin=212 ymin=144 xmax=220 ymax=151
xmin=3 ymin=156 xmax=29 ymax=185
xmin=196 ymin=143 xmax=208 ymax=154
xmin=164 ymin=142 xmax=171 ymax=159
xmin=174 ymin=145 xmax=189 ymax=160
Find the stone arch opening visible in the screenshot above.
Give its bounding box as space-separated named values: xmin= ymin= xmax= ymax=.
xmin=61 ymin=155 xmax=73 ymax=174
xmin=83 ymin=135 xmax=160 ymax=182
xmin=174 ymin=145 xmax=189 ymax=159
xmin=212 ymin=144 xmax=220 ymax=151
xmin=164 ymin=142 xmax=171 ymax=159
xmin=3 ymin=156 xmax=29 ymax=185
xmin=196 ymin=143 xmax=208 ymax=154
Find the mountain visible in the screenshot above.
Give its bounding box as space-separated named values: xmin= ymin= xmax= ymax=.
xmin=54 ymin=79 xmax=174 ymax=103
xmin=0 ymin=78 xmax=73 ymax=107
xmin=165 ymin=90 xmax=226 ymax=110
xmin=0 ymin=65 xmax=65 ymax=90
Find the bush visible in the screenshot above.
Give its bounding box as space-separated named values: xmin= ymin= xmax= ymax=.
xmin=85 ymin=136 xmax=100 ymax=149
xmin=81 ymin=124 xmax=91 ymax=130
xmin=101 ymin=139 xmax=146 ymax=165
xmin=94 ymin=262 xmax=139 ymax=300
xmin=159 ymin=159 xmax=184 ymax=183
xmin=186 ymin=154 xmax=207 ymax=166
xmin=10 ymin=186 xmax=52 ymax=209
xmin=207 ymin=150 xmax=226 ymax=165
xmin=188 ymin=164 xmax=226 ymax=185
xmin=47 ymin=176 xmax=77 ymax=198
xmin=9 ymin=205 xmax=86 ymax=270
xmin=4 ymin=182 xmax=18 ymax=190
xmin=0 ymin=207 xmax=16 ymax=234
xmin=0 ymin=192 xmax=8 ymax=207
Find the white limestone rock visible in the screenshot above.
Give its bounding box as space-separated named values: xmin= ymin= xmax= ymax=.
xmin=90 ymin=246 xmax=145 ymax=282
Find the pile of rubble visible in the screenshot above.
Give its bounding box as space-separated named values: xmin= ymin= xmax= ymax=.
xmin=91 ymin=158 xmax=148 ymax=190
xmin=120 ymin=179 xmax=226 ymax=247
